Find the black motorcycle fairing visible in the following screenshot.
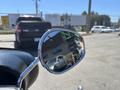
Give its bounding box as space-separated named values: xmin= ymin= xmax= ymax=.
xmin=0 ymin=50 xmax=39 ymax=89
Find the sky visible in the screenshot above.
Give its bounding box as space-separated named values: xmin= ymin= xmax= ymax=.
xmin=0 ymin=0 xmax=120 ymax=22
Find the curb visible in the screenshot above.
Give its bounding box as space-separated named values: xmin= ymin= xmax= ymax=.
xmin=0 ymin=31 xmax=15 ymax=35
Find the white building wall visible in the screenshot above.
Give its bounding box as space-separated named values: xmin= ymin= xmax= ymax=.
xmin=45 ymin=14 xmax=61 ymax=26
xmin=8 ymin=14 xmax=20 ymax=29
xmin=45 ymin=14 xmax=86 ymax=26
xmin=70 ymin=15 xmax=87 ymax=26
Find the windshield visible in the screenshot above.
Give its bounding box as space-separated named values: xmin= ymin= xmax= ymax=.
xmin=0 ymin=0 xmax=120 ymax=90
xmin=16 ymin=17 xmax=42 ymax=23
xmin=18 ymin=22 xmax=51 ymax=30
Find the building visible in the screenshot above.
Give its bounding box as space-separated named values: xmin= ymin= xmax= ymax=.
xmin=1 ymin=14 xmax=41 ymax=29
xmin=8 ymin=14 xmax=20 ymax=29
xmin=1 ymin=16 xmax=9 ymax=28
xmin=70 ymin=15 xmax=86 ymax=26
xmin=45 ymin=14 xmax=61 ymax=27
xmin=1 ymin=13 xmax=87 ymax=29
xmin=45 ymin=14 xmax=87 ymax=27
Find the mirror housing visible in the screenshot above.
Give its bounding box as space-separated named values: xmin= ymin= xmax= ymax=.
xmin=38 ymin=28 xmax=85 ymax=74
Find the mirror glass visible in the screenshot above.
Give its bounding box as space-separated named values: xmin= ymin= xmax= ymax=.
xmin=41 ymin=30 xmax=85 ymax=74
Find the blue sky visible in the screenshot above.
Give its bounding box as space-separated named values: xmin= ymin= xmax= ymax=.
xmin=0 ymin=0 xmax=120 ymax=22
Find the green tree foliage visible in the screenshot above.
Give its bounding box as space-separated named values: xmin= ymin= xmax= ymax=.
xmin=82 ymin=11 xmax=87 ymax=15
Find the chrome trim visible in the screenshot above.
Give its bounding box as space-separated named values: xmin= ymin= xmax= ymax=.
xmin=38 ymin=28 xmax=86 ymax=74
xmin=17 ymin=58 xmax=39 ymax=89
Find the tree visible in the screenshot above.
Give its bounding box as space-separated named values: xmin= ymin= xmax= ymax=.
xmin=100 ymin=15 xmax=111 ymax=26
xmin=81 ymin=11 xmax=111 ymax=28
xmin=81 ymin=11 xmax=87 ymax=15
xmin=89 ymin=11 xmax=101 ymax=28
xmin=117 ymin=19 xmax=120 ymax=27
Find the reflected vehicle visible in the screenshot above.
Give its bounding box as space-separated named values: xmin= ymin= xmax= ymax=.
xmin=40 ymin=29 xmax=85 ymax=73
xmin=53 ymin=55 xmax=67 ymax=71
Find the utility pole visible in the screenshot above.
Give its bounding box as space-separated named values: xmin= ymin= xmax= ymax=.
xmin=87 ymin=0 xmax=92 ymax=33
xmin=35 ymin=0 xmax=40 ymax=16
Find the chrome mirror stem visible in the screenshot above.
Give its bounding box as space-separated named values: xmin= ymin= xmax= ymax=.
xmin=17 ymin=58 xmax=39 ymax=89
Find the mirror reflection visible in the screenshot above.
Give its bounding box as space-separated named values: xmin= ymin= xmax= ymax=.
xmin=42 ymin=31 xmax=85 ymax=73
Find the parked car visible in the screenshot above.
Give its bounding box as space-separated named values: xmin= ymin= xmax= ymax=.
xmin=91 ymin=25 xmax=113 ymax=33
xmin=103 ymin=27 xmax=114 ymax=32
xmin=115 ymin=28 xmax=120 ymax=32
xmin=14 ymin=18 xmax=51 ymax=49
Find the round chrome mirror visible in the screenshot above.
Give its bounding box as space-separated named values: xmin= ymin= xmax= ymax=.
xmin=38 ymin=28 xmax=85 ymax=74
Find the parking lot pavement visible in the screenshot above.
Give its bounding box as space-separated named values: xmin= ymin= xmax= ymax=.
xmin=0 ymin=34 xmax=15 ymax=42
xmin=0 ymin=32 xmax=120 ymax=90
xmin=29 ymin=32 xmax=120 ymax=90
xmin=0 ymin=34 xmax=15 ymax=48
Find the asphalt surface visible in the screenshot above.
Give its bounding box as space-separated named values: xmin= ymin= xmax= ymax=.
xmin=0 ymin=34 xmax=14 ymax=48
xmin=0 ymin=32 xmax=120 ymax=90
